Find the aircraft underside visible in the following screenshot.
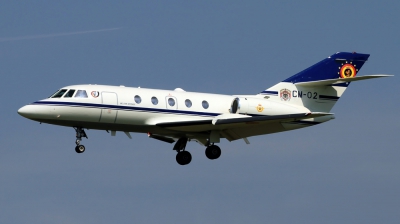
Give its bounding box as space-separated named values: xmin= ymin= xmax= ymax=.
xmin=32 ymin=117 xmax=318 ymax=165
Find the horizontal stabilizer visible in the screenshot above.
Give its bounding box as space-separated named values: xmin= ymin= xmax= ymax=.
xmin=295 ymin=74 xmax=393 ymax=87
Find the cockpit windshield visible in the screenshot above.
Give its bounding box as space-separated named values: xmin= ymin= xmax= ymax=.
xmin=49 ymin=89 xmax=88 ymax=98
xmin=64 ymin=89 xmax=75 ymax=98
xmin=50 ymin=89 xmax=68 ymax=98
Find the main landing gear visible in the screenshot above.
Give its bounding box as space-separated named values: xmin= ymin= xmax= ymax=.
xmin=174 ymin=137 xmax=192 ymax=165
xmin=205 ymin=144 xmax=221 ymax=160
xmin=173 ymin=137 xmax=222 ymax=165
xmin=74 ymin=127 xmax=87 ymax=153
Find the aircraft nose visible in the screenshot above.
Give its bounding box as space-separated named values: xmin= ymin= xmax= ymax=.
xmin=18 ymin=105 xmax=36 ymax=119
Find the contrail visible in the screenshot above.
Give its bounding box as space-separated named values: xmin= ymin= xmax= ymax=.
xmin=0 ymin=27 xmax=122 ymax=42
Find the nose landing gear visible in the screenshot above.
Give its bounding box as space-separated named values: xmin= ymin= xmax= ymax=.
xmin=75 ymin=144 xmax=86 ymax=153
xmin=74 ymin=127 xmax=87 ymax=154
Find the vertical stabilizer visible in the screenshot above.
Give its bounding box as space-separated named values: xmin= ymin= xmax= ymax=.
xmin=259 ymin=52 xmax=370 ymax=112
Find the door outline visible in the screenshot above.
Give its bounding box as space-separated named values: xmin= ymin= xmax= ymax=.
xmin=100 ymin=92 xmax=118 ymax=123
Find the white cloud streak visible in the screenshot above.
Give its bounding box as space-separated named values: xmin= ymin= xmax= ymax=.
xmin=0 ymin=27 xmax=122 ymax=42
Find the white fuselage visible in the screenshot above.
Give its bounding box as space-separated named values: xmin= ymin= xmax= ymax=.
xmin=18 ymin=84 xmax=319 ymax=142
xmin=16 ymin=52 xmax=389 ymax=165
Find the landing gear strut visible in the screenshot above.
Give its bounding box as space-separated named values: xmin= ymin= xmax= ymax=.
xmin=205 ymin=144 xmax=221 ymax=160
xmin=74 ymin=127 xmax=87 ymax=153
xmin=174 ymin=137 xmax=192 ymax=165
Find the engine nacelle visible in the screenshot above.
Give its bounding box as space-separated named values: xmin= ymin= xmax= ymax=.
xmin=230 ymin=96 xmax=310 ymax=116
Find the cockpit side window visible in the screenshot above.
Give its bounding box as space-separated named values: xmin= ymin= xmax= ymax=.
xmin=64 ymin=89 xmax=76 ymax=98
xmin=75 ymin=90 xmax=88 ymax=98
xmin=51 ymin=89 xmax=68 ymax=98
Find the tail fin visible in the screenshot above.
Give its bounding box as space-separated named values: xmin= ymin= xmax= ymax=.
xmin=282 ymin=52 xmax=370 ymax=83
xmin=259 ymin=52 xmax=391 ymax=112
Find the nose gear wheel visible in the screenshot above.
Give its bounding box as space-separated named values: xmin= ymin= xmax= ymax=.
xmin=74 ymin=127 xmax=87 ymax=153
xmin=75 ymin=145 xmax=86 ymax=153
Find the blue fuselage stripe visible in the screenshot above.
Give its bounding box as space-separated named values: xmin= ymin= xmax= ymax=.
xmin=319 ymin=95 xmax=340 ymax=101
xmin=260 ymin=91 xmax=278 ymax=95
xmin=32 ymin=101 xmax=221 ymax=117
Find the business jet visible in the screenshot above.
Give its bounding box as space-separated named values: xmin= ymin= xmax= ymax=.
xmin=18 ymin=52 xmax=391 ymax=165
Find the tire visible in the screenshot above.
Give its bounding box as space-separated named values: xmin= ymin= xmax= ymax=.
xmin=75 ymin=145 xmax=85 ymax=153
xmin=205 ymin=145 xmax=221 ymax=160
xmin=176 ymin=151 xmax=192 ymax=165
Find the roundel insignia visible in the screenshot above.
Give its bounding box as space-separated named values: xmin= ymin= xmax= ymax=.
xmin=91 ymin=91 xmax=99 ymax=98
xmin=256 ymin=104 xmax=264 ymax=112
xmin=339 ymin=63 xmax=357 ymax=78
xmin=280 ymin=88 xmax=291 ymax=101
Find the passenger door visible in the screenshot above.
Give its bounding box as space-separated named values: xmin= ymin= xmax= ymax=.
xmin=100 ymin=92 xmax=118 ymax=123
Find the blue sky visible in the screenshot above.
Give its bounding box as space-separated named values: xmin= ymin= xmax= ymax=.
xmin=1 ymin=1 xmax=399 ymax=223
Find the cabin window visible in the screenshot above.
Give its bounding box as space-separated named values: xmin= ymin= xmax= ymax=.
xmin=51 ymin=89 xmax=68 ymax=98
xmin=168 ymin=98 xmax=175 ymax=107
xmin=185 ymin=99 xmax=192 ymax=108
xmin=134 ymin=95 xmax=141 ymax=104
xmin=151 ymin=97 xmax=158 ymax=105
xmin=75 ymin=90 xmax=88 ymax=98
xmin=64 ymin=89 xmax=76 ymax=98
xmin=202 ymin=100 xmax=209 ymax=109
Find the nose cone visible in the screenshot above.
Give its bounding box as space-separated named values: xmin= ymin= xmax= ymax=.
xmin=18 ymin=105 xmax=36 ymax=119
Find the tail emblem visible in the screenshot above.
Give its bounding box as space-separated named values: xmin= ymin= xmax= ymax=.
xmin=339 ymin=62 xmax=358 ymax=78
xmin=280 ymin=89 xmax=291 ymax=101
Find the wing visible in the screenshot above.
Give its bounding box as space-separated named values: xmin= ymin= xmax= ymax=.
xmin=157 ymin=112 xmax=331 ymax=129
xmin=155 ymin=112 xmax=332 ymax=141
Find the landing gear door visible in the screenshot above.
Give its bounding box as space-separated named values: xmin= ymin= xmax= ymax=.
xmin=100 ymin=92 xmax=118 ymax=123
xmin=165 ymin=96 xmax=178 ymax=110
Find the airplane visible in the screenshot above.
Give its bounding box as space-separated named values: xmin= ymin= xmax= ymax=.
xmin=18 ymin=52 xmax=392 ymax=165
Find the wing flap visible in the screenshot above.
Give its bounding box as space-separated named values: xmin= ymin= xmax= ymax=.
xmin=148 ymin=133 xmax=175 ymax=143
